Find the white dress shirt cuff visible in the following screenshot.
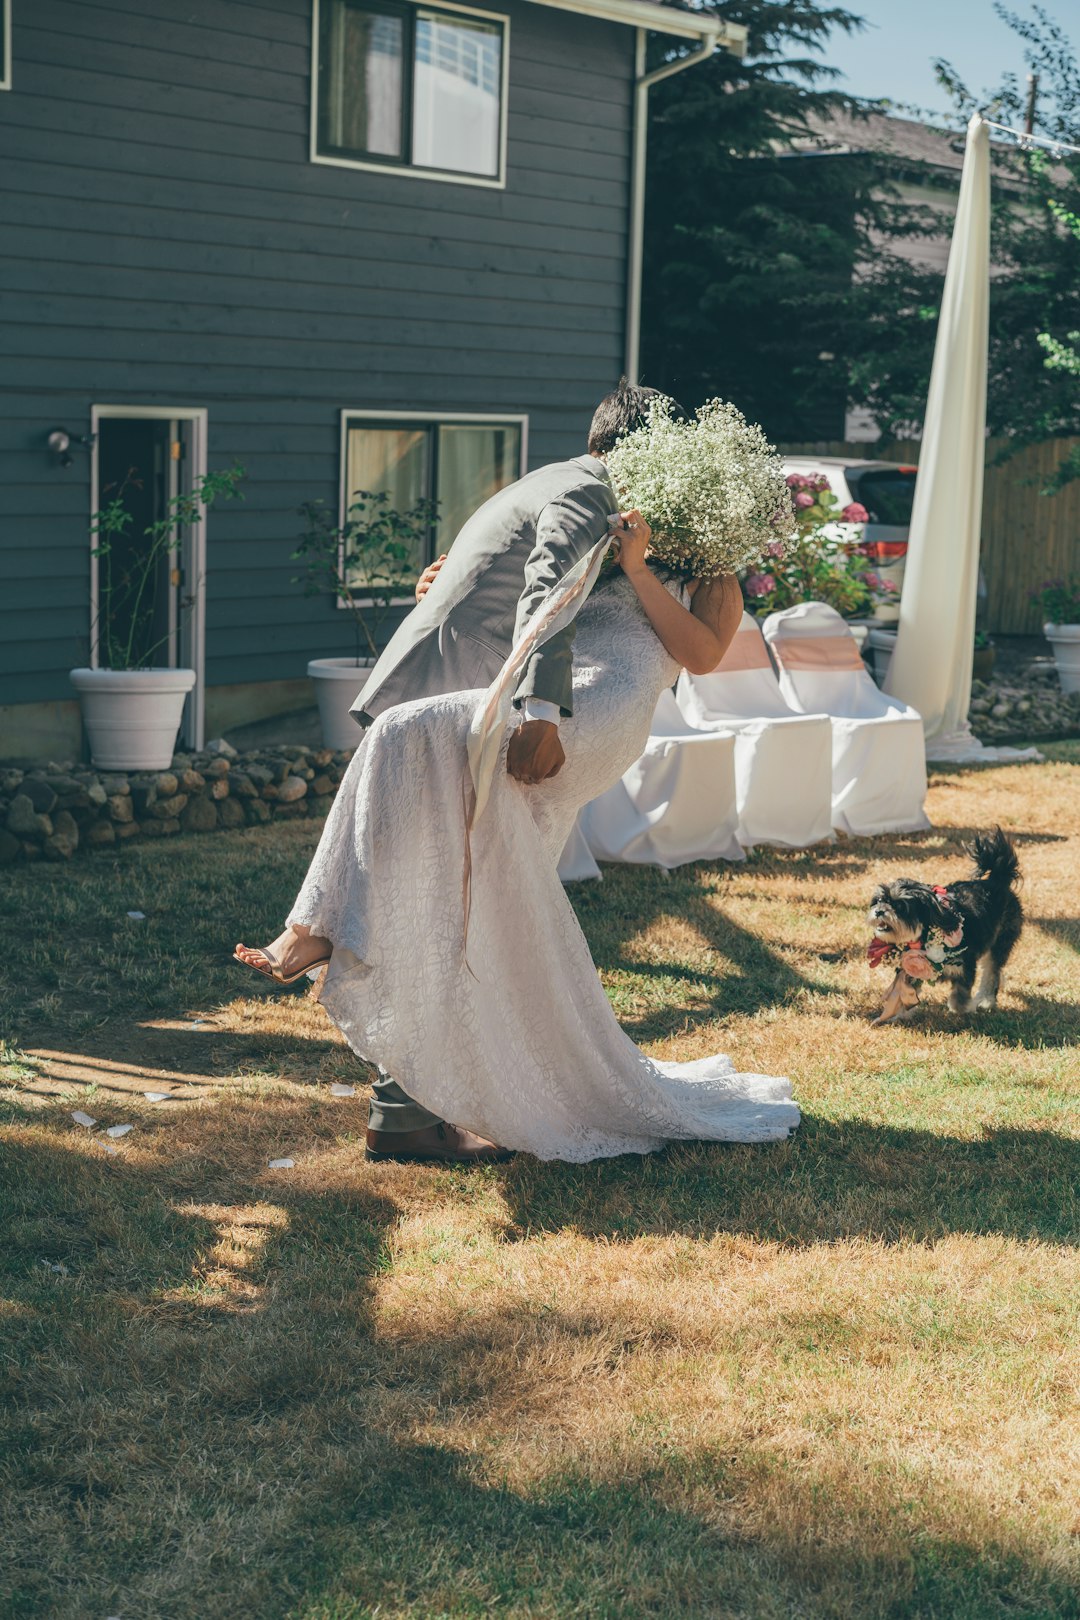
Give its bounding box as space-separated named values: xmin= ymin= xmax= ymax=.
xmin=522 ymin=697 xmax=561 ymax=726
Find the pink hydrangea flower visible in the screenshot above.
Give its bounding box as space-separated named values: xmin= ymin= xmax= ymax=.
xmin=767 ymin=539 xmax=785 ymax=557
xmin=785 ymin=473 xmax=805 ymax=488
xmin=744 ymin=572 xmax=775 ymax=598
xmin=841 ymin=502 xmax=869 ymax=523
xmin=794 ymin=492 xmax=815 ymax=510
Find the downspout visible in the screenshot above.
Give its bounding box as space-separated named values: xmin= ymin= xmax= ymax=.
xmin=624 ymin=23 xmax=745 ymax=381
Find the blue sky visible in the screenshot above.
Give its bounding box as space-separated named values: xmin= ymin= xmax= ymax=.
xmin=816 ymin=0 xmax=1036 ymax=123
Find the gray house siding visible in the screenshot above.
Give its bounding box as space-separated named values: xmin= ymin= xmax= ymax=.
xmin=0 ymin=0 xmax=634 ymax=737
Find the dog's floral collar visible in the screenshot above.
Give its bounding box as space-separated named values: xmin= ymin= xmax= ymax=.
xmin=868 ymin=915 xmax=965 ymax=984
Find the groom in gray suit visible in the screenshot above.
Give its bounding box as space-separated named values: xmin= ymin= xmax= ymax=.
xmin=355 ymin=382 xmax=671 ymax=1163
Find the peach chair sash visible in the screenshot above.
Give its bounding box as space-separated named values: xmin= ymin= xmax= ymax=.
xmin=769 ymin=634 xmax=865 ymax=673
xmin=715 ymin=625 xmax=774 ymax=674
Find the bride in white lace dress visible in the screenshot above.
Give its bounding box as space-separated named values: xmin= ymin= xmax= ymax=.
xmin=240 ymin=527 xmax=799 ymax=1162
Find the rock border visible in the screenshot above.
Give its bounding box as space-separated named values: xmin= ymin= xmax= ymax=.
xmin=0 ymin=742 xmax=354 ymax=865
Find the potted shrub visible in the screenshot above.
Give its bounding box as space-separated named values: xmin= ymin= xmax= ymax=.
xmin=1032 ymin=578 xmax=1080 ymax=694
xmin=295 ymin=491 xmax=438 ymax=749
xmin=70 ymin=466 xmax=245 ymax=770
xmin=972 ymin=630 xmax=996 ymax=682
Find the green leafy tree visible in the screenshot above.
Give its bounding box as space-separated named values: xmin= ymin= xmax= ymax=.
xmin=931 ymin=5 xmax=1080 ymax=489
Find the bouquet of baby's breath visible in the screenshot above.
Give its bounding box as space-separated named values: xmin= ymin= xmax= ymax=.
xmin=606 ymin=396 xmax=795 ymax=578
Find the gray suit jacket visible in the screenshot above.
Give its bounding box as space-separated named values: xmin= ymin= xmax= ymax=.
xmin=351 ymin=454 xmax=614 ymax=725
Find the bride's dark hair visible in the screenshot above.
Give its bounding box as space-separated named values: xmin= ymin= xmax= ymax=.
xmin=587 ymin=377 xmax=686 ymax=456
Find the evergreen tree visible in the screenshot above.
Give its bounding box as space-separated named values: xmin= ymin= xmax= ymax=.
xmin=641 ymin=1 xmax=934 ymax=441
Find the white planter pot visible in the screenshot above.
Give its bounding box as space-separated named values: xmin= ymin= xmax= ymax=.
xmin=70 ymin=667 xmax=196 ymax=770
xmin=308 ymin=657 xmax=375 ymax=750
xmin=1044 ymin=623 xmax=1080 ymax=695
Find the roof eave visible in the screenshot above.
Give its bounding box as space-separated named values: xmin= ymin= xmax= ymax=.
xmin=521 ymin=0 xmax=747 ymax=49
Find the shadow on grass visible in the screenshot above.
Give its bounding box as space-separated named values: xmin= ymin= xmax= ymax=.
xmin=3 ymin=1097 xmax=1076 ymax=1619
xmin=738 ymin=824 xmax=1066 ymax=885
xmin=574 ymin=872 xmax=836 ymax=1039
xmin=501 ymin=1115 xmax=1080 ymax=1250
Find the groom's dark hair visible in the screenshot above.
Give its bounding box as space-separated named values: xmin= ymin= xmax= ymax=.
xmin=587 ymin=377 xmax=686 ymax=456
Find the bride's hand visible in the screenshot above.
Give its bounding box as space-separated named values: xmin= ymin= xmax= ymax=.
xmin=416 ymin=553 xmax=448 ymax=602
xmin=609 ymin=511 xmax=652 ymax=576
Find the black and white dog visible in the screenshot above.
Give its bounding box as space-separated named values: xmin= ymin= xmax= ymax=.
xmin=867 ymin=828 xmax=1024 ymax=1019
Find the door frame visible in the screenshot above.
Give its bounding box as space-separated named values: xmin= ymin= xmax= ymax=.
xmin=90 ymin=405 xmax=209 ymax=749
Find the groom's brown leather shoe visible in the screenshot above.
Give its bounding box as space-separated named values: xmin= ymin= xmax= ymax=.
xmin=365 ymin=1122 xmax=514 ymax=1165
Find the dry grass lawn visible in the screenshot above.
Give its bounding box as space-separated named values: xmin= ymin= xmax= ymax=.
xmin=2 ymin=743 xmax=1078 ymax=1619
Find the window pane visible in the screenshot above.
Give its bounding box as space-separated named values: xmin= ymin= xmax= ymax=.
xmin=436 ymin=424 xmax=520 ymax=552
xmin=412 ymin=12 xmax=502 ymax=177
xmin=320 ymin=0 xmax=404 ymax=160
xmin=845 ymin=467 xmax=918 ymax=527
xmin=345 ymin=427 xmax=430 ymax=589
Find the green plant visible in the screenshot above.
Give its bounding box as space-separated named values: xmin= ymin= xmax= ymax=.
xmin=91 ymin=466 xmax=245 ymax=671
xmin=742 ymin=473 xmax=873 ymax=617
xmin=1031 ymin=576 xmax=1080 ymax=623
xmin=294 ymin=491 xmax=439 ymax=661
xmin=973 ymin=630 xmax=995 ymax=650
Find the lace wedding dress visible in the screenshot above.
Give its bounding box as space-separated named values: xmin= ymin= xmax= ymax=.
xmin=290 ymin=572 xmax=800 ymax=1160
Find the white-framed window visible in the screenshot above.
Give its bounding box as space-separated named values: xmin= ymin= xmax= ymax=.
xmin=311 ymin=0 xmax=509 ymax=188
xmin=1 ymin=0 xmax=12 ymax=91
xmin=339 ymin=409 xmax=527 ymax=596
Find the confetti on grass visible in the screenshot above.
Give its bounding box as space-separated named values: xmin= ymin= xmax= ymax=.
xmin=71 ymin=1111 xmax=97 ymax=1128
xmin=126 ymin=910 xmax=146 ymax=920
xmin=144 ymin=1091 xmax=171 ymax=1102
xmin=268 ymin=1158 xmax=295 ymax=1170
xmin=98 ymin=1141 xmax=119 ymax=1155
xmin=330 ymin=1083 xmax=356 ymax=1097
xmin=106 ymin=1124 xmax=133 ymax=1138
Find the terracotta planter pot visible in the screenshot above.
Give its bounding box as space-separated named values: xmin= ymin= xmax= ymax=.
xmin=972 ymin=645 xmax=996 ymax=682
xmin=1044 ymin=623 xmax=1080 ymax=695
xmin=307 ymin=657 xmax=376 ymax=749
xmin=70 ymin=667 xmax=196 ymax=770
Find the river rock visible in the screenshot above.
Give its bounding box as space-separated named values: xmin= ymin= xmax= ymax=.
xmin=7 ymin=796 xmax=52 ymax=839
xmin=217 ymin=798 xmax=246 ymax=829
xmin=277 ymin=776 xmax=308 ymax=803
xmin=108 ymin=793 xmax=134 ymax=823
xmin=20 ymin=777 xmax=58 ymax=815
xmin=43 ymin=811 xmax=79 ymax=860
xmin=152 ymin=794 xmax=189 ymax=819
xmin=181 ymin=796 xmax=218 ymax=833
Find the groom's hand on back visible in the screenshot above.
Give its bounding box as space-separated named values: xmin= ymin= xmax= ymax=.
xmin=507 ymin=720 xmax=565 ymax=784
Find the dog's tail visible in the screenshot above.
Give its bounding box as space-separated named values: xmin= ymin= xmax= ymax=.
xmin=967 ymin=826 xmax=1021 ymax=891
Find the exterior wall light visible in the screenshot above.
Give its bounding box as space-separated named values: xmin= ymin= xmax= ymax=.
xmin=48 ymin=427 xmax=96 ymax=468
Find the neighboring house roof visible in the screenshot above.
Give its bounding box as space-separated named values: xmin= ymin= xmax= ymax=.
xmin=523 ymin=0 xmax=741 ymax=45
xmin=786 ymin=108 xmax=1045 ymax=191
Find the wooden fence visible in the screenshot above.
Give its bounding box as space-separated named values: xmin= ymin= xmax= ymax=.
xmin=780 ymin=437 xmax=1080 ymax=634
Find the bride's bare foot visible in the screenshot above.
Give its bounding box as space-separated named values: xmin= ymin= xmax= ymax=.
xmin=233 ymin=924 xmax=333 ymax=987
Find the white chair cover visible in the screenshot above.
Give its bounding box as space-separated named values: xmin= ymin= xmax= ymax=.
xmin=676 ymin=613 xmax=833 ymax=850
xmin=557 ymin=813 xmax=602 ymax=882
xmin=580 ymin=689 xmax=743 ymax=869
xmin=762 ymin=603 xmax=930 ymax=837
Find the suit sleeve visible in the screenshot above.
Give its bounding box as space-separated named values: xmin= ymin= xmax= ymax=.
xmin=511 ymin=484 xmax=612 ymax=716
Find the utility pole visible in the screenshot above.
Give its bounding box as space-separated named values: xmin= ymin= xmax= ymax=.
xmin=1024 ymin=72 xmax=1038 ymax=135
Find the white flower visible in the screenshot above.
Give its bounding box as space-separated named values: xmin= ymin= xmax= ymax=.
xmin=606 ymin=397 xmax=796 ymax=580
